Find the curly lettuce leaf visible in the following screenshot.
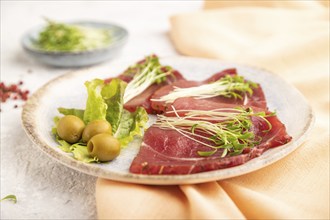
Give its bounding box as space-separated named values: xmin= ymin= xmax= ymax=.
xmin=54 ymin=133 xmax=98 ymax=163
xmin=52 ymin=116 xmax=60 ymax=135
xmin=70 ymin=143 xmax=99 ymax=163
xmin=57 ymin=138 xmax=72 ymax=153
xmin=115 ymin=107 xmax=148 ymax=147
xmin=84 ymin=79 xmax=107 ymax=124
xmin=101 ymin=78 xmax=148 ymax=147
xmin=58 ymin=108 xmax=85 ymax=120
xmin=53 ymin=118 xmax=98 ymax=163
xmin=102 ymin=78 xmax=127 ymax=134
xmin=53 ymin=77 xmax=148 ymax=163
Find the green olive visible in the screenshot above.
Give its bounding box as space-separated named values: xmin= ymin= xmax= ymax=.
xmin=82 ymin=119 xmax=112 ymax=143
xmin=87 ymin=133 xmax=121 ymax=162
xmin=57 ymin=115 xmax=85 ymax=144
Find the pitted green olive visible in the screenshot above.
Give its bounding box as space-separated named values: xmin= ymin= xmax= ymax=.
xmin=82 ymin=120 xmax=112 ymax=143
xmin=87 ymin=133 xmax=121 ymax=162
xmin=57 ymin=115 xmax=85 ymax=144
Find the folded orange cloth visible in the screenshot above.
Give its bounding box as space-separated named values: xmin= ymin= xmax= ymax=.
xmin=96 ymin=1 xmax=329 ymax=219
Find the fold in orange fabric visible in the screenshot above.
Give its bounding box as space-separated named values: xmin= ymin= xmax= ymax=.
xmin=96 ymin=1 xmax=329 ymax=219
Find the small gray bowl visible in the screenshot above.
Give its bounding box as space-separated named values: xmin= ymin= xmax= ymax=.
xmin=21 ymin=21 xmax=128 ymax=67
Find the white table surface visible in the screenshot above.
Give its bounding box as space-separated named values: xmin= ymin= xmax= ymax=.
xmin=0 ymin=1 xmax=202 ymax=219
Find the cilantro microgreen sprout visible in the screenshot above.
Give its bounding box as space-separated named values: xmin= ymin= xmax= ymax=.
xmin=1 ymin=195 xmax=17 ymax=204
xmin=154 ymin=106 xmax=273 ymax=157
xmin=151 ymin=75 xmax=258 ymax=104
xmin=36 ymin=19 xmax=111 ymax=52
xmin=123 ymin=55 xmax=174 ymax=103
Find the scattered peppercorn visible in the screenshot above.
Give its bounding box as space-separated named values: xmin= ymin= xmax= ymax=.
xmin=0 ymin=81 xmax=30 ymax=107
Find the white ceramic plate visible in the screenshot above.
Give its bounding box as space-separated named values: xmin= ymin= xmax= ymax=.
xmin=22 ymin=56 xmax=314 ymax=185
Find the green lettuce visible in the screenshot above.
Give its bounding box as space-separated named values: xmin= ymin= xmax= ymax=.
xmin=70 ymin=143 xmax=99 ymax=163
xmin=57 ymin=138 xmax=98 ymax=162
xmin=102 ymin=78 xmax=127 ymax=134
xmin=114 ymin=107 xmax=148 ymax=147
xmin=100 ymin=78 xmax=148 ymax=147
xmin=52 ymin=116 xmax=60 ymax=135
xmin=53 ymin=127 xmax=99 ymax=162
xmin=58 ymin=108 xmax=84 ymax=120
xmin=83 ymin=79 xmax=107 ymax=124
xmin=57 ymin=138 xmax=72 ymax=153
xmin=53 ymin=78 xmax=149 ymax=163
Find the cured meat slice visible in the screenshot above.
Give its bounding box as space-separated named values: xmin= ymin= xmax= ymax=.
xmin=129 ymin=100 xmax=292 ymax=175
xmin=124 ymin=70 xmax=184 ymax=113
xmin=150 ymin=68 xmax=267 ymax=113
xmin=204 ymin=68 xmax=237 ymax=83
xmin=105 ymin=67 xmax=185 ymax=114
xmin=165 ymin=97 xmax=260 ymax=115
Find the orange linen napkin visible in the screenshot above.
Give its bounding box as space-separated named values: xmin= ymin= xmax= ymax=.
xmin=96 ymin=1 xmax=329 ymax=219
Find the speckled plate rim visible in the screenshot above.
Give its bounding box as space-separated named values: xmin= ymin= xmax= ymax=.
xmin=21 ymin=56 xmax=314 ymax=185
